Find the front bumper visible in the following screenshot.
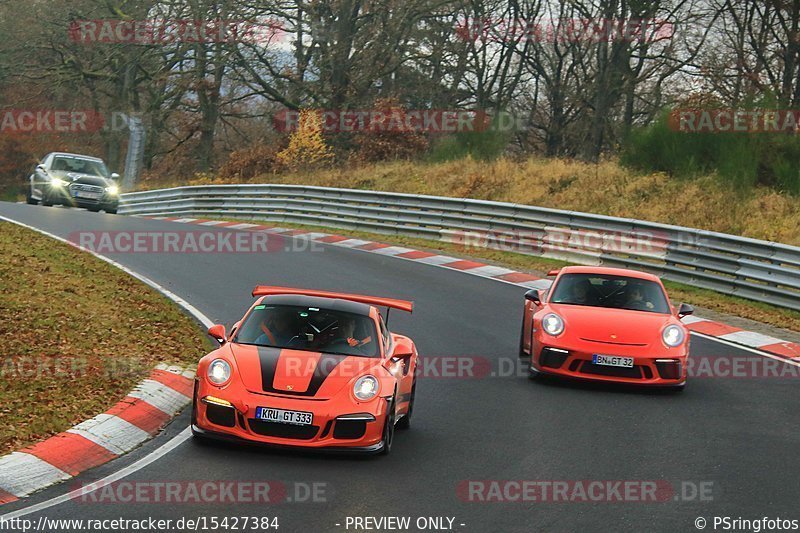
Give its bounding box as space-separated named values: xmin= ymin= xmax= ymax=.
xmin=46 ymin=185 xmax=119 ymax=209
xmin=192 ymin=379 xmax=389 ymax=452
xmin=531 ymin=340 xmax=688 ymax=386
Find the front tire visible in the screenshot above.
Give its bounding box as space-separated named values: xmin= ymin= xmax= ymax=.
xmin=380 ymin=398 xmax=396 ymax=455
xmin=26 ymin=187 xmax=37 ymax=205
xmin=396 ymin=380 xmax=415 ymax=430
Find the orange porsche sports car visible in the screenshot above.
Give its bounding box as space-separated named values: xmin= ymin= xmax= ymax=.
xmin=191 ymin=286 xmax=418 ymax=454
xmin=520 ymin=266 xmax=693 ymax=389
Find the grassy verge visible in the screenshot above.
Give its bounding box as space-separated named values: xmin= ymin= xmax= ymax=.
xmin=223 ymin=217 xmax=800 ymax=333
xmin=139 ymin=156 xmax=800 ymax=246
xmin=0 ymin=222 xmax=212 ymax=454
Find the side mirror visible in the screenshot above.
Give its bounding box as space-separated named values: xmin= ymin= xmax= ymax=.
xmin=524 ymin=289 xmax=541 ymax=305
xmin=36 ymin=164 xmax=46 ymax=172
xmin=208 ymin=324 xmax=227 ymax=344
xmin=110 ymin=173 xmax=121 ymax=181
xmin=677 ymin=303 xmax=694 ymax=318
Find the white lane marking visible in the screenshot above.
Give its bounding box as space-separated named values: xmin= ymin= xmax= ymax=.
xmin=128 ymin=379 xmax=191 ymax=416
xmin=68 ymin=415 xmax=151 ymax=455
xmin=0 ymin=215 xmax=214 ymax=329
xmin=0 ymin=454 xmax=70 ymax=498
xmin=690 ymin=332 xmax=800 ymax=368
xmin=172 ymin=218 xmax=198 ymax=223
xmin=466 ymin=265 xmax=517 ymax=278
xmin=518 ymin=279 xmax=554 ymax=290
xmin=718 ymin=330 xmax=786 ymax=348
xmin=680 ymin=315 xmax=709 ymax=324
xmin=0 ymin=429 xmax=192 ymax=520
xmin=370 ymin=246 xmax=416 ymax=256
xmin=226 ymin=223 xmax=259 ymax=230
xmin=331 ymin=238 xmax=373 ymax=248
xmin=415 ymin=254 xmax=461 ymax=265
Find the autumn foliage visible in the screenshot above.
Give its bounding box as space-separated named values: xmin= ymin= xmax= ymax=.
xmin=276 ymin=110 xmax=335 ymax=171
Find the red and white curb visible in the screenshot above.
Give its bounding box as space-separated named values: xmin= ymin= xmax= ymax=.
xmin=0 ymin=365 xmax=193 ymax=505
xmin=147 ymin=216 xmax=800 ymax=363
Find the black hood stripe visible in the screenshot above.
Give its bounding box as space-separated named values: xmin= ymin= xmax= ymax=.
xmin=257 ymin=347 xmax=348 ymax=397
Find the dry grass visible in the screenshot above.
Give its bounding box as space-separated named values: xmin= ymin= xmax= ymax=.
xmin=141 ymin=156 xmax=800 ymax=245
xmin=0 ymin=222 xmax=211 ymax=453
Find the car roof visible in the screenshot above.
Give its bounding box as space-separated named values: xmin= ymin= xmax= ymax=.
xmin=557 ymin=265 xmax=662 ymax=283
xmin=49 ymin=152 xmax=104 ymax=162
xmin=254 ymin=294 xmax=373 ymax=316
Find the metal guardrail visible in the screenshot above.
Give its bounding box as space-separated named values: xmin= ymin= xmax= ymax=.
xmin=119 ymin=184 xmax=800 ymax=311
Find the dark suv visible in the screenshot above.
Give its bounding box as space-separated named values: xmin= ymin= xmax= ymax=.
xmin=26 ymin=152 xmax=121 ymax=214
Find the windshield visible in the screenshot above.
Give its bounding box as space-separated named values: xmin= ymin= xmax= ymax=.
xmin=234 ymin=304 xmax=379 ymax=358
xmin=549 ymin=273 xmax=671 ymax=314
xmin=50 ymin=156 xmax=109 ymax=177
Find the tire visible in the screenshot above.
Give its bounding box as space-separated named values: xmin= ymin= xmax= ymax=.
xmin=88 ymin=207 xmax=100 ymax=212
xmin=41 ymin=197 xmax=53 ymax=207
xmin=396 ymin=380 xmax=416 ymax=430
xmin=106 ymin=208 xmax=118 ymax=215
xmin=380 ymin=397 xmax=396 ymax=455
xmin=26 ymin=186 xmax=37 ymax=205
xmin=518 ymin=317 xmax=528 ymax=358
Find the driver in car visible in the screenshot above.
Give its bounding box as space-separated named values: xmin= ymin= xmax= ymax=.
xmin=625 ymin=284 xmax=655 ymax=310
xmin=326 ymin=315 xmax=372 ymax=354
xmin=255 ymin=310 xmax=298 ymax=347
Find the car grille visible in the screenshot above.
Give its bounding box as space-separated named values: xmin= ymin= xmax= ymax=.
xmin=579 ymin=361 xmax=644 ymax=379
xmin=539 ymin=347 xmax=569 ymax=369
xmin=68 ymin=183 xmax=104 ymax=204
xmin=247 ymin=419 xmax=319 ymax=440
xmin=69 ymin=183 xmax=104 ymax=194
xmin=333 ymin=419 xmax=367 ymax=440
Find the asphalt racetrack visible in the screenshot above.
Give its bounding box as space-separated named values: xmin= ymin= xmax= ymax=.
xmin=1 ymin=201 xmax=798 ymax=532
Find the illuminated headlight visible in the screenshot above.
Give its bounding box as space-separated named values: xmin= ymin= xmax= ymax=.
xmin=207 ymin=359 xmax=231 ymax=385
xmin=353 ymin=375 xmax=379 ymax=401
xmin=542 ymin=313 xmax=564 ymax=336
xmin=51 ymin=178 xmax=66 ymax=187
xmin=662 ymin=325 xmax=685 ymax=347
xmin=106 ymin=185 xmax=119 ymax=195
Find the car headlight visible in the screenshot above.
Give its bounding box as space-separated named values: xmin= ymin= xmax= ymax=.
xmin=662 ymin=325 xmax=685 ymax=347
xmin=207 ymin=359 xmax=231 ymax=385
xmin=542 ymin=313 xmax=564 ymax=336
xmin=51 ymin=178 xmax=66 ymax=187
xmin=353 ymin=375 xmax=379 ymax=401
xmin=106 ymin=185 xmax=119 ymax=195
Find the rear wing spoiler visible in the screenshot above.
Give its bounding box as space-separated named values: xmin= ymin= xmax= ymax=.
xmin=252 ymin=286 xmax=414 ymax=313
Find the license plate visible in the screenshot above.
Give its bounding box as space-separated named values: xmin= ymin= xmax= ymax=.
xmin=592 ymin=354 xmax=634 ymax=368
xmin=255 ymin=407 xmax=313 ymax=426
xmin=74 ymin=191 xmax=101 ymax=200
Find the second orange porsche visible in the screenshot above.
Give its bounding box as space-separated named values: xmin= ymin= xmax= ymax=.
xmin=520 ymin=266 xmax=693 ymax=389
